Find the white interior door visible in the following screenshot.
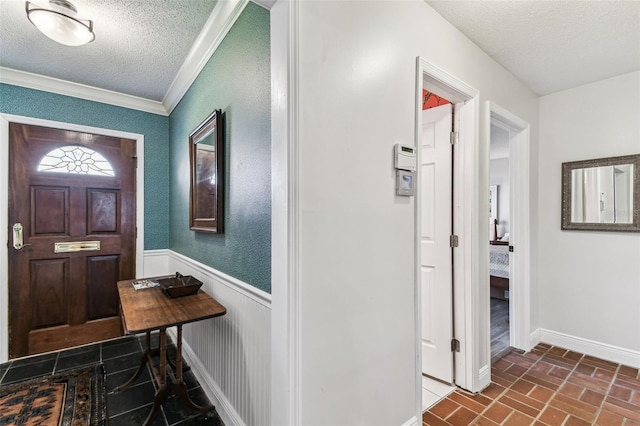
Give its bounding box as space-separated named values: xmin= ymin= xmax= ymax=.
xmin=421 ymin=103 xmax=453 ymax=382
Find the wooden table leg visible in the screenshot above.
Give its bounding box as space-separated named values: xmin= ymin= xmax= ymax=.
xmin=140 ymin=327 xmax=214 ymax=425
xmin=114 ymin=331 xmax=154 ymax=393
xmin=159 ymin=329 xmax=166 ymax=386
xmin=167 ymin=327 xmax=189 ymax=374
xmin=143 ymin=384 xmax=170 ymax=426
xmin=172 ymin=325 xmax=211 ymax=413
xmin=173 ymin=382 xmax=212 ymax=413
xmin=176 ymin=325 xmax=183 ymax=382
xmin=142 ymin=329 xmax=167 ymax=426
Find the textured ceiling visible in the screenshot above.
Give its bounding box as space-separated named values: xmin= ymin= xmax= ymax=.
xmin=426 ymin=0 xmax=640 ymax=96
xmin=0 ymin=0 xmax=217 ymax=101
xmin=1 ymin=1 xmax=638 ymax=105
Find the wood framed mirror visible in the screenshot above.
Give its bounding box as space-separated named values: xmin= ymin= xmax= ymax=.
xmin=189 ymin=110 xmax=224 ymax=233
xmin=561 ymin=154 xmax=640 ymax=232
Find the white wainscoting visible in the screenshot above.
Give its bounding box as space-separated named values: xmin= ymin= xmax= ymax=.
xmin=143 ymin=250 xmax=272 ymax=426
xmin=530 ymin=328 xmax=640 ymax=369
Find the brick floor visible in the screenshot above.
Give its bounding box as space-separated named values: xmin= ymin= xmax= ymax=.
xmin=423 ymin=344 xmax=640 ymax=425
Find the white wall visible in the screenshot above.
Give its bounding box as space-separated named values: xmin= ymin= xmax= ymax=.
xmin=538 ymin=71 xmax=640 ymax=359
xmin=290 ymin=1 xmax=538 ymax=424
xmin=490 ymin=157 xmax=510 ymax=238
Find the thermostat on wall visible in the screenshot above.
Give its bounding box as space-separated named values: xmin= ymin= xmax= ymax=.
xmin=394 ymin=144 xmax=416 ymax=171
xmin=396 ymin=170 xmax=415 ymax=196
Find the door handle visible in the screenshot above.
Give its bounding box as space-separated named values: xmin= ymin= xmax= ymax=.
xmin=12 ymin=223 xmax=32 ymax=250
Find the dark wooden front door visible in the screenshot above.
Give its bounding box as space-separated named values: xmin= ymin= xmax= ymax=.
xmin=8 ymin=123 xmax=136 ymax=358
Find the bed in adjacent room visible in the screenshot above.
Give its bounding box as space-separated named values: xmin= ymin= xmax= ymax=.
xmin=490 ymin=242 xmax=509 ymax=300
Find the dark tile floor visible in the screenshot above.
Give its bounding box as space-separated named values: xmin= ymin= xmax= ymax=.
xmin=0 ymin=333 xmax=224 ymax=426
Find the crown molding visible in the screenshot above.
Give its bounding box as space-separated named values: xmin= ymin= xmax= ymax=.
xmin=1 ymin=0 xmax=252 ymax=117
xmin=162 ymin=0 xmax=250 ymax=114
xmin=0 ymin=67 xmax=167 ymax=116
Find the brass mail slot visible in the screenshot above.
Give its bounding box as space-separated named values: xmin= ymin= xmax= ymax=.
xmin=54 ymin=241 xmax=101 ymax=253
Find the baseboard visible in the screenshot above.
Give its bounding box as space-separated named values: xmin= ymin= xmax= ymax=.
xmin=478 ymin=365 xmax=491 ymax=391
xmin=401 ymin=416 xmax=419 ymax=426
xmin=536 ymin=328 xmax=640 ymax=368
xmin=529 ymin=328 xmax=542 ymax=349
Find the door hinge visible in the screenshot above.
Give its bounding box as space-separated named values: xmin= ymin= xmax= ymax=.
xmin=509 ymin=245 xmax=514 ymax=252
xmin=132 ymin=156 xmax=138 ymax=168
xmin=451 ymin=338 xmax=460 ymax=352
xmin=450 ymin=235 xmax=459 ymax=248
xmin=450 ymin=131 xmax=459 ymax=145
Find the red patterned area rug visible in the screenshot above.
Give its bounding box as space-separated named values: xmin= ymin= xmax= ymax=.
xmin=0 ymin=363 xmax=106 ymax=426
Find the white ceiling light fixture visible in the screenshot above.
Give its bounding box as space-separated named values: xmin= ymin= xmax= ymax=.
xmin=26 ymin=0 xmax=95 ymax=47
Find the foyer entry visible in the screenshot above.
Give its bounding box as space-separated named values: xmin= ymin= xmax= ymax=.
xmin=7 ymin=123 xmax=137 ymax=358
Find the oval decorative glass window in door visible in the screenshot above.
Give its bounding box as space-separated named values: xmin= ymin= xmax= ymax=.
xmin=37 ymin=145 xmax=115 ymax=176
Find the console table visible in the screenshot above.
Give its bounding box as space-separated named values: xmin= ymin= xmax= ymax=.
xmin=114 ymin=277 xmax=226 ymax=425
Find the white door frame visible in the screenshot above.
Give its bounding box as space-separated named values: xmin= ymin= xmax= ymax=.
xmin=0 ymin=113 xmax=145 ymax=363
xmin=414 ymin=58 xmax=480 ymax=418
xmin=486 ymin=102 xmax=531 ymax=353
xmin=270 ymin=0 xmax=301 ymax=424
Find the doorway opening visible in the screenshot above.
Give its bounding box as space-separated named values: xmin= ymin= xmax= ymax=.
xmin=486 ymin=102 xmax=531 ymax=363
xmin=414 ymin=58 xmax=479 ymax=416
xmin=489 ymin=123 xmax=512 ymax=363
xmin=415 ymin=63 xmax=532 ymax=421
xmin=419 ymin=91 xmax=457 ymax=409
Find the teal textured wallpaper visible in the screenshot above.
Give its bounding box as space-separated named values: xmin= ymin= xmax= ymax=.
xmin=169 ymin=2 xmax=271 ymax=292
xmin=0 ymin=83 xmax=170 ymax=249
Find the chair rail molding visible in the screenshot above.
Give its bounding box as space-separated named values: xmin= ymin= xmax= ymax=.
xmin=143 ymin=249 xmax=272 ymax=426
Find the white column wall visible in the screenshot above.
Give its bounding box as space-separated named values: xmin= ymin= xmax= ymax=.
xmin=291 ymin=1 xmax=538 ymax=424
